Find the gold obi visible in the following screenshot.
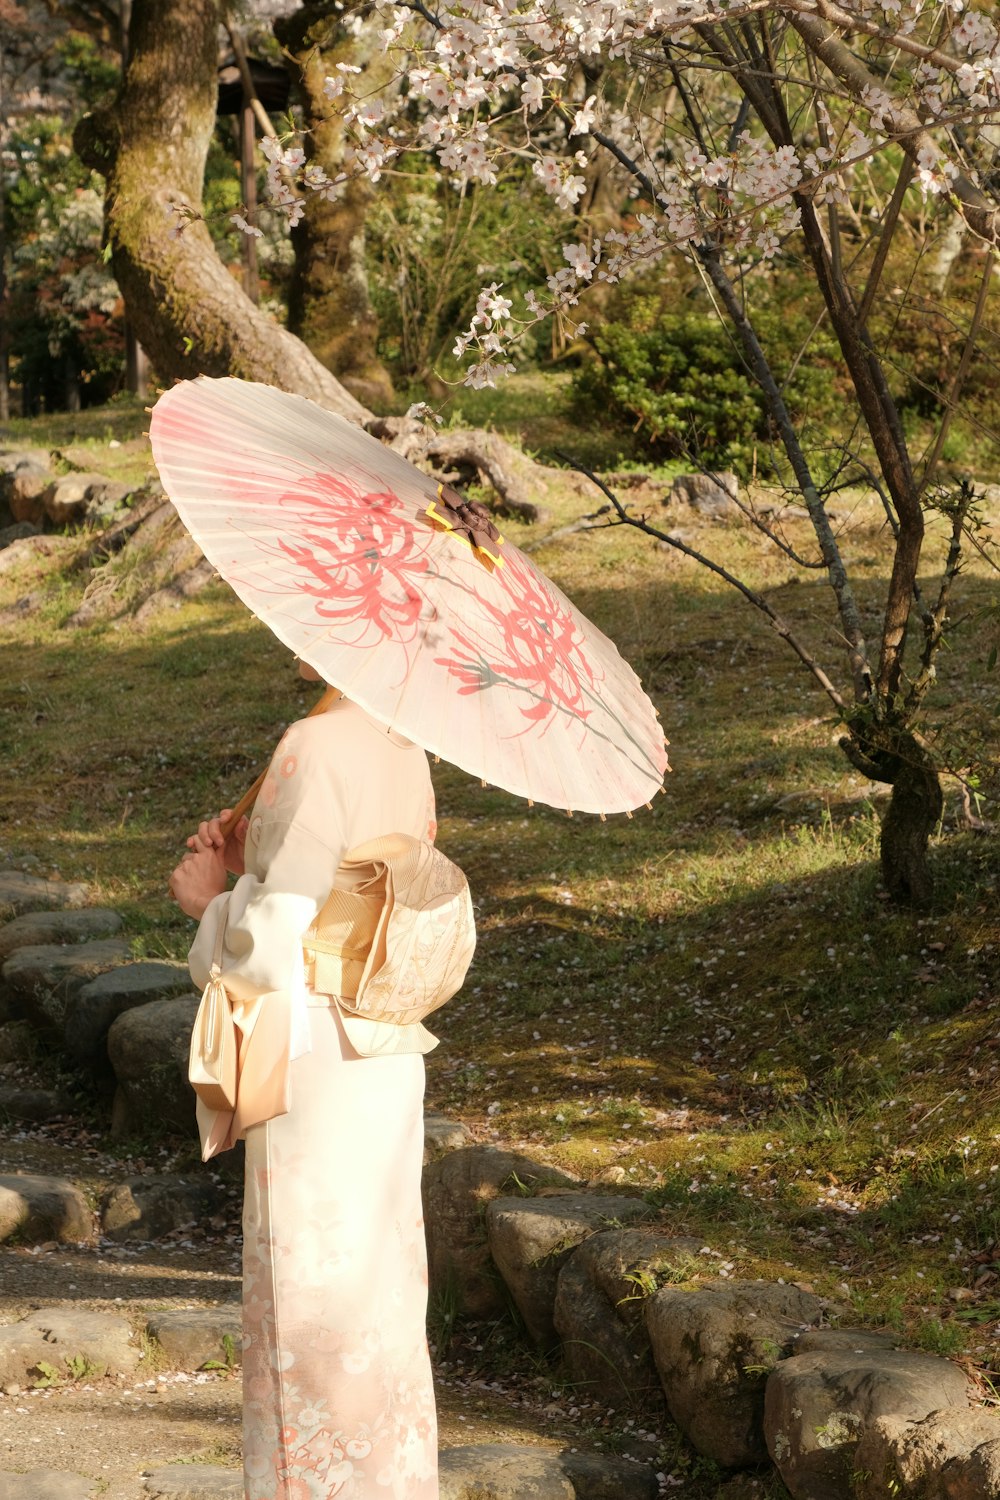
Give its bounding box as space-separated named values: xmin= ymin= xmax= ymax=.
xmin=300 ymin=834 xmax=476 ymax=1029
xmin=301 ymin=885 xmax=381 ymax=1001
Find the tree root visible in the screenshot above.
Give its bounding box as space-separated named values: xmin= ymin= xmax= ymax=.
xmin=366 ymin=417 xmax=549 ymax=523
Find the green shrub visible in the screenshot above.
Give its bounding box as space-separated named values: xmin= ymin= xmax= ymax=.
xmin=569 ymin=280 xmax=842 ymax=477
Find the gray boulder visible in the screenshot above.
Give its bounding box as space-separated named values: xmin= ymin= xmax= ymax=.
xmin=645 ymin=1278 xmax=827 ymax=1467
xmin=553 ymin=1228 xmax=702 ymax=1408
xmin=422 ymin=1148 xmax=578 ymax=1320
xmin=438 ymin=1444 xmax=657 ymax=1499
xmin=0 ymin=1474 xmax=98 ymax=1500
xmin=0 ymin=1307 xmax=138 ymax=1384
xmin=142 ymin=1466 xmax=241 ymax=1499
xmin=0 ymin=1020 xmax=35 ymax=1063
xmin=101 ymin=1173 xmax=231 ymax=1241
xmin=146 ymin=1307 xmax=242 ymax=1370
xmin=65 ymin=959 xmax=192 ymax=1067
xmin=0 ymin=907 xmax=123 ymax=963
xmin=8 ymin=461 xmax=50 ymax=525
xmin=0 ymin=871 xmax=89 ymax=919
xmin=107 ymin=995 xmax=199 ymax=1135
xmin=669 ymin=470 xmax=741 ymax=519
xmin=764 ymin=1341 xmax=970 ymax=1499
xmin=1 ymin=938 xmax=133 ymax=1040
xmin=0 ymin=1086 xmax=72 ymax=1123
xmin=42 ymin=473 xmax=109 ymax=526
xmin=487 ymin=1193 xmax=653 ymax=1348
xmin=0 ymin=520 xmax=40 ymax=550
xmin=84 ymin=478 xmax=131 ymax=525
xmin=0 ymin=1173 xmax=93 ymax=1244
xmin=424 ymin=1111 xmax=473 ymax=1162
xmin=854 ymin=1407 xmax=1000 ymax=1499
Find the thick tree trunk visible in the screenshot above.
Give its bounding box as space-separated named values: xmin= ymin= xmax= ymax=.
xmin=275 ymin=3 xmax=394 ymax=409
xmin=73 ymin=0 xmax=370 ymax=423
xmin=842 ymin=728 xmax=943 ymax=907
xmin=878 ymin=735 xmax=944 ymax=909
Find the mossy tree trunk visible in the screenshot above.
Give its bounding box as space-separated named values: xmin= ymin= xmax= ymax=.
xmin=74 ymin=0 xmax=370 ymax=422
xmin=275 ymin=3 xmax=394 ymax=409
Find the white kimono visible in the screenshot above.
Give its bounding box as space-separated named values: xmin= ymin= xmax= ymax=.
xmin=188 ymin=696 xmax=440 ymax=1500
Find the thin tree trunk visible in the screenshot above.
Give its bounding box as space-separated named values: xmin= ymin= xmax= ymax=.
xmin=74 ymin=0 xmax=370 ymax=422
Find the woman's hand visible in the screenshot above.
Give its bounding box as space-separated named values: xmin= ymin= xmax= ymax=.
xmin=186 ymin=809 xmax=249 ymax=876
xmin=169 ymin=842 xmax=228 ymax=920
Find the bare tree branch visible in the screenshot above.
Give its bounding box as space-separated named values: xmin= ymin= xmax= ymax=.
xmin=565 ymin=459 xmax=849 ymax=713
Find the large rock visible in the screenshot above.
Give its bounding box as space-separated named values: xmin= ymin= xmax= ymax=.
xmin=554 ymin=1228 xmax=702 ymax=1408
xmin=854 ymin=1407 xmax=1000 ymax=1499
xmin=424 ymin=1111 xmax=473 ymax=1162
xmin=0 ymin=520 xmax=40 ymax=550
xmin=107 ymin=995 xmax=200 ymax=1135
xmin=40 ymin=473 xmax=131 ymax=529
xmin=65 ymin=960 xmax=192 ymax=1067
xmin=42 ymin=473 xmax=110 ymax=526
xmin=487 ymin=1193 xmax=653 ymax=1348
xmin=645 ymin=1279 xmax=827 ymax=1468
xmin=0 ymin=1086 xmax=72 ymax=1122
xmin=0 ymin=534 xmax=74 ymax=578
xmin=142 ymin=1466 xmax=241 ymax=1499
xmin=438 ymin=1444 xmax=658 ymax=1500
xmin=0 ymin=1173 xmax=93 ymax=1244
xmin=0 ymin=908 xmax=123 ymax=963
xmin=8 ymin=461 xmax=50 ymax=525
xmin=101 ymin=1173 xmax=231 ymax=1242
xmin=1 ymin=939 xmax=133 ymax=1040
xmin=764 ymin=1339 xmax=971 ymax=1499
xmin=0 ymin=1474 xmax=98 ymax=1500
xmin=422 ymin=1148 xmax=578 ymax=1320
xmin=145 ymin=1307 xmax=242 ymax=1370
xmin=0 ymin=1020 xmax=35 ymax=1063
xmin=0 ymin=1307 xmax=138 ymax=1384
xmin=0 ymin=871 xmax=89 ymax=919
xmin=669 ymin=470 xmax=740 ymax=519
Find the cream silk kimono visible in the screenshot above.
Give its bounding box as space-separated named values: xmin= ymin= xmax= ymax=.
xmin=188 ymin=697 xmax=439 ymax=1500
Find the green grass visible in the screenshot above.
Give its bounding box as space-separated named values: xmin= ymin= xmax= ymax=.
xmin=2 ymin=384 xmax=1000 ymax=1441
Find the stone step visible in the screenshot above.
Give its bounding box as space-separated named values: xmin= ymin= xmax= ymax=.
xmin=0 ymin=1084 xmax=72 ymax=1123
xmin=142 ymin=1469 xmax=240 ymax=1500
xmin=0 ymin=1307 xmax=139 ymax=1386
xmin=64 ymin=960 xmax=193 ymax=1069
xmin=0 ymin=1173 xmax=93 ymax=1245
xmin=145 ymin=1308 xmax=242 ymax=1371
xmin=101 ymin=1174 xmax=234 ymax=1243
xmin=0 ymin=1020 xmax=36 ymax=1063
xmin=0 ymin=908 xmax=123 ymax=963
xmin=0 ymin=1474 xmax=97 ymax=1500
xmin=137 ymin=1447 xmax=658 ymax=1500
xmin=108 ymin=996 xmax=200 ymax=1136
xmin=1 ymin=939 xmax=134 ymax=1039
xmin=0 ymin=872 xmax=89 ymax=920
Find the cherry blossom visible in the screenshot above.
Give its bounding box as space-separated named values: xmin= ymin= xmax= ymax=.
xmin=254 ymin=0 xmax=1000 ymax=385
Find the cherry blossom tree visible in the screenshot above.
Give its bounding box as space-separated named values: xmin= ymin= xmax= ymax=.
xmin=270 ymin=0 xmax=1000 ymax=904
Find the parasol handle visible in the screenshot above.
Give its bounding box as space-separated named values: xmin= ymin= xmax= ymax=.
xmin=217 ymin=684 xmax=342 ymax=841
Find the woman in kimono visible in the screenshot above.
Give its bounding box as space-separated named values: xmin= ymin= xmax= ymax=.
xmin=169 ymin=674 xmax=440 ymax=1500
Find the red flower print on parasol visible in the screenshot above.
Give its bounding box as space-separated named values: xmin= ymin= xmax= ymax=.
xmin=149 ymin=377 xmax=668 ymax=814
xmin=435 ymin=553 xmax=596 ymax=727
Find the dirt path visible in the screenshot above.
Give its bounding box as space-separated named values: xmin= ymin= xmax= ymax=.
xmin=0 ymin=1132 xmax=664 ymax=1498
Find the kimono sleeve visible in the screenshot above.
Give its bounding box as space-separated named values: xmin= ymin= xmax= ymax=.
xmin=188 ymin=718 xmax=350 ymax=1002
